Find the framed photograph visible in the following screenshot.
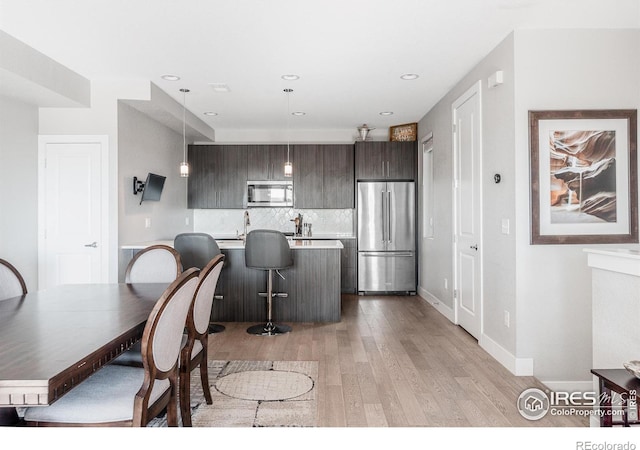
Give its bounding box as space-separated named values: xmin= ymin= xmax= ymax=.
xmin=529 ymin=109 xmax=637 ymax=245
xmin=389 ymin=122 xmax=417 ymax=142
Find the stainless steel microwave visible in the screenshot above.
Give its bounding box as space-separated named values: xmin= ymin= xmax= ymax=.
xmin=247 ymin=180 xmax=293 ymax=207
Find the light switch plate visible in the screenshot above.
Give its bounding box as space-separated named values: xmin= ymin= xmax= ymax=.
xmin=501 ymin=218 xmax=510 ymax=235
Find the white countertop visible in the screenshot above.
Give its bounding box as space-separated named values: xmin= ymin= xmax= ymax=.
xmin=122 ymin=239 xmax=343 ymax=250
xmin=210 ymin=234 xmax=355 ymax=240
xmin=584 ymin=247 xmax=640 ymax=277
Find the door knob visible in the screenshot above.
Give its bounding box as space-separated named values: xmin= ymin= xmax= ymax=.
xmin=470 ymin=244 xmax=478 ymax=251
xmin=84 ymin=241 xmax=98 ymax=248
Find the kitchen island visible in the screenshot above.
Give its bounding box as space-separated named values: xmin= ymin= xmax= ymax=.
xmin=121 ymin=238 xmax=343 ymax=323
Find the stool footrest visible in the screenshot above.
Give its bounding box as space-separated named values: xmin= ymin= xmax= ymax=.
xmin=247 ymin=322 xmax=291 ymax=336
xmin=258 ymin=292 xmax=288 ymax=298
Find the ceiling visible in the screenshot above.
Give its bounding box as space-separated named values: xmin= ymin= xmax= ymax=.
xmin=0 ymin=0 xmax=638 ymax=137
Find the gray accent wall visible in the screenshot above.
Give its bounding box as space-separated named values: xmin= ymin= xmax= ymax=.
xmin=417 ymin=29 xmax=640 ymax=389
xmin=514 ymin=29 xmax=640 ymax=388
xmin=117 ymin=101 xmax=194 ymax=280
xmin=418 ymin=33 xmax=517 ymax=352
xmin=0 ymin=96 xmax=39 ymax=290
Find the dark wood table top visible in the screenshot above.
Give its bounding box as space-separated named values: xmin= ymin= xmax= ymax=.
xmin=591 ymin=368 xmax=640 ymax=393
xmin=0 ymin=283 xmax=168 ymax=406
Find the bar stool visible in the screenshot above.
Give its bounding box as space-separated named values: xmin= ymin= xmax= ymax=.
xmin=174 ymin=232 xmax=225 ymax=333
xmin=244 ymin=229 xmax=293 ymax=336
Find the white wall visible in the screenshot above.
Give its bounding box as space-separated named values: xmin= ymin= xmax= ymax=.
xmin=514 ymin=28 xmax=640 ymax=390
xmin=0 ymin=96 xmax=39 ymax=289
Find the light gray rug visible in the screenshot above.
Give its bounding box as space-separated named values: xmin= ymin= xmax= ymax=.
xmin=152 ymin=360 xmax=318 ymax=427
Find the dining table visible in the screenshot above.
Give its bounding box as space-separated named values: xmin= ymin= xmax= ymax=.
xmin=0 ymin=282 xmax=169 ymax=425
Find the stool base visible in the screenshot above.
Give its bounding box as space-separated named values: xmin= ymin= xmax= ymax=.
xmin=208 ymin=323 xmax=226 ymax=334
xmin=247 ymin=322 xmax=291 ymax=336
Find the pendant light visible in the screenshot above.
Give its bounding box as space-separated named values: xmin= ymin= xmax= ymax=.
xmin=179 ymin=88 xmax=190 ymax=178
xmin=284 ymin=88 xmax=293 ymax=177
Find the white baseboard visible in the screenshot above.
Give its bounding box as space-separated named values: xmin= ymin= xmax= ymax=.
xmin=479 ymin=333 xmax=534 ymax=376
xmin=538 ymin=380 xmax=595 ymax=394
xmin=417 ymin=286 xmax=455 ymax=323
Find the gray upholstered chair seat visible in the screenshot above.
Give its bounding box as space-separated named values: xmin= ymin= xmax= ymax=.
xmin=112 ymin=341 xmax=143 ymax=366
xmin=113 ymin=334 xmax=201 ymax=367
xmin=23 ymin=365 xmax=169 ymax=424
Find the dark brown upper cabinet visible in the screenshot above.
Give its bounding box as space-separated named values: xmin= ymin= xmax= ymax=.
xmin=355 ymin=141 xmax=417 ymax=181
xmin=247 ymin=144 xmax=292 ymax=181
xmin=187 ymin=145 xmax=247 ymax=209
xmin=293 ymin=144 xmax=354 ymax=209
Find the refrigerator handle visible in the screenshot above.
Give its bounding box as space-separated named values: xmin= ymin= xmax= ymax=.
xmin=381 ymin=190 xmax=386 ymax=242
xmin=387 ymin=191 xmax=392 ymax=243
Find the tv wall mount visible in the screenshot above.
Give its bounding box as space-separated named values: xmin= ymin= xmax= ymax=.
xmin=133 ymin=176 xmax=145 ymax=195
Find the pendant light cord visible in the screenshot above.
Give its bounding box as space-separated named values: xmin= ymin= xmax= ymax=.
xmin=182 ymin=89 xmax=187 ymax=162
xmin=286 ymin=89 xmax=291 ymax=162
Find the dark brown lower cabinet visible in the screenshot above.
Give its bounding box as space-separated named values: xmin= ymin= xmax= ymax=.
xmin=340 ymin=239 xmax=357 ymax=294
xmin=211 ymin=247 xmax=341 ymax=323
xmin=211 ymin=249 xmax=250 ymax=321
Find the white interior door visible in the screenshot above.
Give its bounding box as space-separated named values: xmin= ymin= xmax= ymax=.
xmin=452 ymin=81 xmax=482 ymax=339
xmin=39 ymin=136 xmax=108 ymax=288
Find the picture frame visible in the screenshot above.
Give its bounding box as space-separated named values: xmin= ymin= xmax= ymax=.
xmin=389 ymin=122 xmax=417 ymax=142
xmin=529 ymin=109 xmax=638 ymax=245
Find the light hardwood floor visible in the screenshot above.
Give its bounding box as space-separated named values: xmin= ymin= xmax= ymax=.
xmin=208 ymin=294 xmax=587 ymax=427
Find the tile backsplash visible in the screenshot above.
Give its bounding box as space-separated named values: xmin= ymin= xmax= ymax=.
xmin=194 ymin=208 xmax=354 ymax=237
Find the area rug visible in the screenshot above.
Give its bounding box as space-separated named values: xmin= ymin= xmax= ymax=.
xmin=151 ymin=360 xmax=318 ymax=427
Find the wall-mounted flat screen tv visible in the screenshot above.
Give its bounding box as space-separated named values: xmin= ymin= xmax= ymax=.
xmin=140 ymin=173 xmax=166 ymax=205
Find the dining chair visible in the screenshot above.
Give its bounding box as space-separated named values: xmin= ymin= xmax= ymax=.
xmin=179 ymin=253 xmax=225 ymax=426
xmin=125 ymin=244 xmax=182 ymax=283
xmin=0 ymin=258 xmax=27 ymax=301
xmin=23 ymin=268 xmax=200 ymax=427
xmin=114 ymin=245 xmax=183 ymax=367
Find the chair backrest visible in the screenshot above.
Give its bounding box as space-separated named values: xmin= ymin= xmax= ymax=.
xmin=188 ymin=254 xmax=225 ymax=337
xmin=0 ymin=258 xmax=27 ymax=301
xmin=125 ymin=245 xmax=182 ymax=283
xmin=141 ymin=267 xmax=200 ymax=375
xmin=244 ymin=229 xmax=293 ymax=270
xmin=174 ymin=233 xmax=221 ymax=270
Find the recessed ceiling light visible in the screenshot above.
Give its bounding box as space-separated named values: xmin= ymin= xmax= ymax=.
xmin=209 ymin=83 xmax=231 ymax=93
xmin=379 ymin=111 xmax=394 ymax=116
xmin=281 ymin=74 xmax=300 ymax=81
xmin=291 ymin=111 xmax=306 ymax=116
xmin=161 ymin=74 xmax=181 ymax=81
xmin=203 ymin=112 xmax=218 ymax=116
xmin=400 ymin=73 xmax=419 ymax=80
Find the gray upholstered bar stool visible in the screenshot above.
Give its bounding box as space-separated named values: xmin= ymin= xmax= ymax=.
xmin=245 ymin=229 xmax=293 ymax=336
xmin=174 ymin=232 xmax=225 ymax=333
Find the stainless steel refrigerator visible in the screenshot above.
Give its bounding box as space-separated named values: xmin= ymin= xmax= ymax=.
xmin=357 ymin=181 xmax=416 ymax=294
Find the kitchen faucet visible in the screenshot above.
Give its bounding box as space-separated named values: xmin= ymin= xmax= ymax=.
xmin=243 ymin=210 xmax=251 ymax=239
xmin=290 ymin=213 xmax=303 ymax=237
